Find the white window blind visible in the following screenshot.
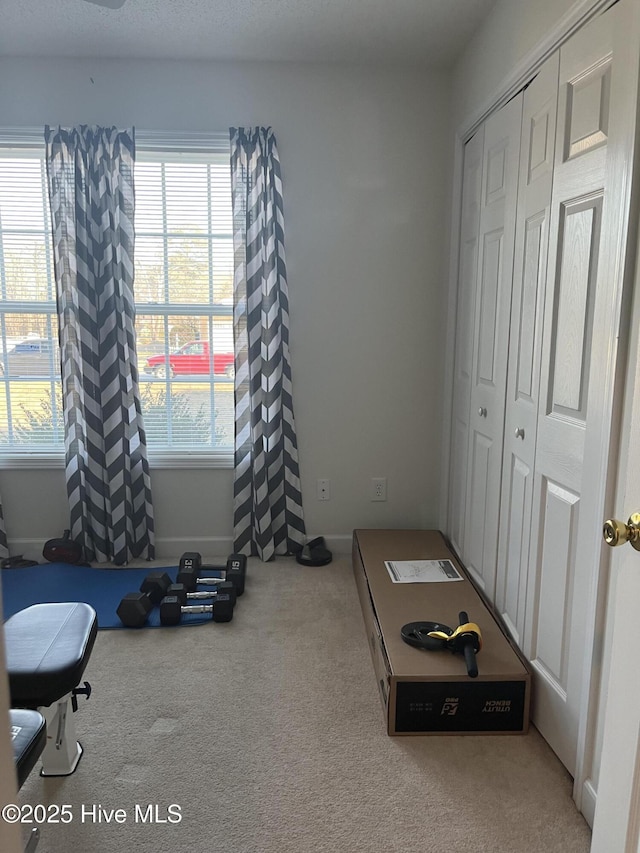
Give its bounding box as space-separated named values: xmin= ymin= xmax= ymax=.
xmin=0 ymin=151 xmax=63 ymax=458
xmin=0 ymin=136 xmax=235 ymax=464
xmin=134 ymin=151 xmax=235 ymax=460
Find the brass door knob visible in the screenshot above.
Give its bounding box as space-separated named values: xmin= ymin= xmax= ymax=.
xmin=603 ymin=513 xmax=640 ymax=550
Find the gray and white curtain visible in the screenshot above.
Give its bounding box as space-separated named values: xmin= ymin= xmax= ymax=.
xmin=230 ymin=127 xmax=305 ymax=561
xmin=0 ymin=495 xmax=7 ymax=560
xmin=45 ymin=125 xmax=154 ymax=565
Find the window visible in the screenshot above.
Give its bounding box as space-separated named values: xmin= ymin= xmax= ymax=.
xmin=134 ymin=149 xmax=235 ymax=461
xmin=0 ymin=151 xmax=63 ymax=458
xmin=0 ymin=136 xmax=235 ymax=465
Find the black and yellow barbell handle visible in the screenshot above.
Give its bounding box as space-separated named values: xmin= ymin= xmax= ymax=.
xmin=603 ymin=513 xmax=640 ymax=551
xmin=427 ymin=621 xmax=482 ymax=648
xmin=401 ymin=614 xmax=482 ymax=678
xmin=428 ymin=611 xmax=481 ymax=678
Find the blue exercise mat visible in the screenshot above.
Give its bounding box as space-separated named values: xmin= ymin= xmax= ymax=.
xmin=1 ymin=563 xmax=223 ymax=629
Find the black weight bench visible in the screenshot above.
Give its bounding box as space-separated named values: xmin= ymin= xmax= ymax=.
xmin=5 ymin=602 xmax=97 ymax=777
xmin=11 ymin=709 xmax=46 ymax=788
xmin=11 ymin=709 xmax=46 ymax=853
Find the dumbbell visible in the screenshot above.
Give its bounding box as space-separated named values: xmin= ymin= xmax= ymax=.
xmin=116 ymin=571 xmax=172 ymax=628
xmin=177 ymin=552 xmax=247 ymax=596
xmin=159 ymin=591 xmax=235 ymax=625
xmin=166 ymin=581 xmax=237 ymax=607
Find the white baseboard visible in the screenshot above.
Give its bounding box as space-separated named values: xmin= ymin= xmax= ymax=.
xmin=154 ymin=537 xmax=234 ymax=559
xmin=5 ymin=539 xmax=46 ymax=563
xmin=580 ymin=778 xmax=597 ymax=829
xmin=4 ymin=536 xmax=236 ymax=564
xmin=6 ymin=534 xmax=354 ymax=563
xmin=156 ymin=534 xmax=354 ymax=559
xmin=136 ymin=534 xmax=354 ymax=560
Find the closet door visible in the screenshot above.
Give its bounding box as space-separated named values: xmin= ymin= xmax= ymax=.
xmin=448 ymin=128 xmax=484 ymax=559
xmin=494 ymin=54 xmax=560 ymax=645
xmin=524 ymin=2 xmax=628 ymax=776
xmin=463 ymin=94 xmax=522 ymax=600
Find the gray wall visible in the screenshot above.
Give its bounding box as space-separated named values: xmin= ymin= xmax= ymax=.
xmin=451 ymin=0 xmax=578 ymax=131
xmin=0 ymin=57 xmax=452 ymax=558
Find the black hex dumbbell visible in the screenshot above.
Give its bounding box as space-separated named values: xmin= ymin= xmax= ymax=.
xmin=116 ymin=571 xmax=172 ymax=628
xmin=159 ymin=590 xmax=235 ymax=625
xmin=177 ymin=552 xmax=247 ymax=596
xmin=166 ymin=580 xmax=237 ymax=607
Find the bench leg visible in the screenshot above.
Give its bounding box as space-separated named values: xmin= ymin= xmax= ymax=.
xmin=24 ymin=827 xmax=40 ymax=853
xmin=39 ymin=695 xmax=83 ymax=776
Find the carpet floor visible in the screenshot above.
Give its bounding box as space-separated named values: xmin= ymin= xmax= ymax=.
xmin=16 ymin=554 xmax=591 ymax=853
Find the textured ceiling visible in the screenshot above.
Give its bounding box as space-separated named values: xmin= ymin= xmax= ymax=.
xmin=0 ymin=0 xmax=496 ymax=67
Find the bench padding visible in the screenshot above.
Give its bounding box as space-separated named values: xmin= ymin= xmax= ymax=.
xmin=10 ymin=709 xmax=46 ymax=788
xmin=5 ymin=603 xmax=98 ymax=707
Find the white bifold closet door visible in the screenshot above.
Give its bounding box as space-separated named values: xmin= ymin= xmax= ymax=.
xmin=523 ymin=6 xmax=621 ymax=777
xmin=462 ymin=94 xmax=522 ymax=599
xmin=447 ymin=128 xmax=484 ymax=560
xmin=494 ymin=53 xmax=559 ymax=649
xmin=450 ymin=0 xmax=640 ymax=798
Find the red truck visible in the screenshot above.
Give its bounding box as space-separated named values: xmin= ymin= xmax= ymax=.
xmin=145 ymin=341 xmax=234 ymax=378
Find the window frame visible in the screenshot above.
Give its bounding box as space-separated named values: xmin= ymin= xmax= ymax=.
xmin=0 ymin=129 xmax=234 ymax=470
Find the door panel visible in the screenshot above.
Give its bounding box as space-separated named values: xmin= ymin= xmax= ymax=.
xmin=564 ymin=58 xmax=611 ymax=161
xmin=466 ymin=432 xmax=492 ymax=575
xmin=524 ymin=8 xmax=615 ymax=778
xmin=516 ymin=214 xmax=545 ymax=400
xmin=449 ymin=420 xmax=470 ymax=553
xmin=464 ymin=94 xmax=522 ymax=598
xmin=501 ymin=456 xmax=530 ymax=642
xmin=548 ymin=195 xmax=602 ymax=419
xmin=448 ymin=129 xmax=484 ymax=558
xmin=495 ymin=53 xmax=559 ymax=640
xmin=532 ymin=478 xmax=579 ymax=697
xmin=477 ymin=230 xmax=502 ymax=386
xmin=485 ymin=141 xmax=508 ymax=204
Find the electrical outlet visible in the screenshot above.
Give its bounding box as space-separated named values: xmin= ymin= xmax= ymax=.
xmin=317 ymin=479 xmax=331 ymax=501
xmin=371 ymin=477 xmax=387 ymax=501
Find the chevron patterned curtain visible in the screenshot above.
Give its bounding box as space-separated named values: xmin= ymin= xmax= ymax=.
xmin=45 ymin=126 xmax=154 ymax=565
xmin=230 ymin=127 xmax=306 ymax=561
xmin=0 ymin=496 xmax=7 ymax=560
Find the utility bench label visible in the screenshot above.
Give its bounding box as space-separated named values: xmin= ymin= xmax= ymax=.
xmin=394 ymin=681 xmax=526 ymax=732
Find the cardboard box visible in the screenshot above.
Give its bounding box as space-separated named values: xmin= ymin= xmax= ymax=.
xmin=352 ymin=529 xmax=531 ymax=736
